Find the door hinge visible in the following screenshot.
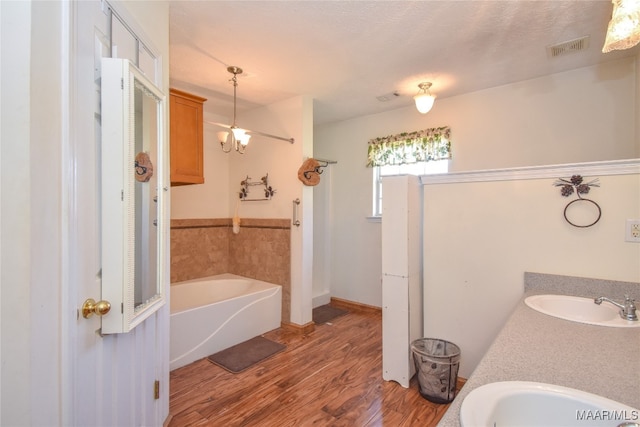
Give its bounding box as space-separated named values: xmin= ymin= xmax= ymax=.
xmin=121 ymin=78 xmax=124 ymax=90
xmin=154 ymin=380 xmax=160 ymax=400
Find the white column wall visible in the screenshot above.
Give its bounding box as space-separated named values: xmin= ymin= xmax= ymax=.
xmin=1 ymin=1 xmax=33 ymax=423
xmin=228 ymin=96 xmax=314 ymax=325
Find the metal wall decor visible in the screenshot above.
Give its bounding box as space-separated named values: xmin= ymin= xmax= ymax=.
xmin=239 ymin=174 xmax=276 ymax=201
xmin=554 ymin=175 xmax=601 ymax=228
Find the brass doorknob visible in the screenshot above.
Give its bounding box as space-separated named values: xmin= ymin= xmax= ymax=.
xmin=82 ymin=298 xmax=111 ymax=319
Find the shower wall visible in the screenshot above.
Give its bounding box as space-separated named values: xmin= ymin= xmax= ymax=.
xmin=170 ymin=218 xmax=291 ymax=321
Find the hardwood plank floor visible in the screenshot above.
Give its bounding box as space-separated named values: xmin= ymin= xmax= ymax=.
xmin=169 ymin=306 xmax=461 ymax=426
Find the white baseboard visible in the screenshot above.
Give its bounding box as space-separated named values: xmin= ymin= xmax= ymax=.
xmin=312 ymin=292 xmax=331 ymax=308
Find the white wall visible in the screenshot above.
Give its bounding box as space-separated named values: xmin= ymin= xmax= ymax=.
xmin=312 ymin=113 xmax=387 ymax=307
xmin=170 ymin=111 xmax=230 ymax=218
xmin=441 ymin=58 xmax=638 ymax=171
xmin=1 ymin=2 xmax=80 ymax=423
xmin=170 ymin=97 xmax=313 ymax=221
xmin=230 ymin=96 xmax=315 ymax=325
xmin=423 ymin=168 xmax=640 ymax=378
xmin=1 ymin=1 xmax=33 ymax=422
xmin=312 ymin=164 xmax=334 ymax=306
xmin=314 ymin=57 xmax=639 ymax=310
xmin=636 ymin=54 xmax=640 ymax=157
xmin=227 ymin=96 xmax=311 ymax=220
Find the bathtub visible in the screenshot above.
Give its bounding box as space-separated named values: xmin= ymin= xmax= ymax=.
xmin=169 ymin=273 xmax=282 ymax=371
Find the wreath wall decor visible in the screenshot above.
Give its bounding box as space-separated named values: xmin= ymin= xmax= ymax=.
xmin=553 ymin=175 xmax=601 ymax=228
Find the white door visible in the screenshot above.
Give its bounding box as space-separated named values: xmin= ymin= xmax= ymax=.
xmin=65 ymin=1 xmax=112 ymax=423
xmin=66 ymin=2 xmax=168 ymax=425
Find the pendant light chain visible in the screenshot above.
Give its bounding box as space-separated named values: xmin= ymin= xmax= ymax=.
xmin=231 ymin=70 xmax=238 ymax=129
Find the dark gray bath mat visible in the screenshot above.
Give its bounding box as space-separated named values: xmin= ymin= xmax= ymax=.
xmin=313 ymin=304 xmax=348 ymax=325
xmin=207 ymin=336 xmax=286 ymax=373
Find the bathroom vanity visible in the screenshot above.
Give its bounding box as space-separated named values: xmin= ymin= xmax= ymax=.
xmin=437 ymin=272 xmax=640 ymax=426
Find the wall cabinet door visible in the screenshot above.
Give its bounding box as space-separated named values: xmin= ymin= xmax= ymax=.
xmin=170 ymin=88 xmax=206 ymax=185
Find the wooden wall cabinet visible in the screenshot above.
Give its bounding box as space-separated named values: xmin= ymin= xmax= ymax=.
xmin=170 ymin=88 xmax=207 ymax=185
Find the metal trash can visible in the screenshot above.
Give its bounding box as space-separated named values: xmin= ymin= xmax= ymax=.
xmin=411 ymin=338 xmax=461 ymax=404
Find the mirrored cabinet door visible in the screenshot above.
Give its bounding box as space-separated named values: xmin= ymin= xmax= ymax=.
xmin=101 ymin=58 xmax=167 ymax=334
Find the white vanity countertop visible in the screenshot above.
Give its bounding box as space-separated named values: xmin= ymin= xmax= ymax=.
xmin=437 ymin=284 xmax=640 ymax=426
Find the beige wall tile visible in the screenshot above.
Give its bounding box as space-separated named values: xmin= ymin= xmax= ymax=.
xmin=170 ymin=218 xmax=291 ymax=321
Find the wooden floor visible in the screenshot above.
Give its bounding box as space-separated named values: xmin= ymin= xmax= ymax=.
xmin=169 ymin=306 xmax=461 ymax=426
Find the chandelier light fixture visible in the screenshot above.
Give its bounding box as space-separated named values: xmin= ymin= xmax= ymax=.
xmin=413 ymin=82 xmax=436 ymax=114
xmin=602 ymin=0 xmax=640 ymax=53
xmin=213 ymin=66 xmax=294 ymax=154
xmin=217 ymin=66 xmax=250 ymax=154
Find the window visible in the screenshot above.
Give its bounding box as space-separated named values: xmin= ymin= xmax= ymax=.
xmin=372 ymin=160 xmax=448 ymax=217
xmin=367 ymin=126 xmax=451 ymax=217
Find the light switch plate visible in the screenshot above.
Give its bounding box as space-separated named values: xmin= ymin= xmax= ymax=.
xmin=625 ymin=219 xmax=640 ymax=243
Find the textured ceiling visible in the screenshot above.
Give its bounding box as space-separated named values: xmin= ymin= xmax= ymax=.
xmin=169 ymin=1 xmax=638 ymax=125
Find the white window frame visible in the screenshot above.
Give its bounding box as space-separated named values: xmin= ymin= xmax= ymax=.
xmin=372 ymin=160 xmax=449 ymax=217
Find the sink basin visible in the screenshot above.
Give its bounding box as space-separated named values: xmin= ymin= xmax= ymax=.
xmin=460 ymin=381 xmax=640 ymax=427
xmin=525 ymin=294 xmax=640 ymax=328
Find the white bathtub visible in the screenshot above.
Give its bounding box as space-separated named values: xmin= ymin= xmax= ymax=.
xmin=169 ymin=273 xmax=282 ymax=371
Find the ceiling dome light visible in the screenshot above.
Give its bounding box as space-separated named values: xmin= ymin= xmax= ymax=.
xmin=414 ymin=82 xmax=436 ymax=114
xmin=602 ymin=0 xmax=640 ymax=53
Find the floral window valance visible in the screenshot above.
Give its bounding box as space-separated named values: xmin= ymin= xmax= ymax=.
xmin=366 ymin=126 xmax=451 ymax=167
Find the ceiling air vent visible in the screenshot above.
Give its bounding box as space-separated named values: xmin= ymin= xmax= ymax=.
xmin=376 ymin=91 xmax=400 ymax=102
xmin=547 ymin=36 xmax=590 ymax=58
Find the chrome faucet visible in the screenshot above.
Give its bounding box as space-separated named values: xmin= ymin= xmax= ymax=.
xmin=594 ymin=295 xmax=638 ymax=321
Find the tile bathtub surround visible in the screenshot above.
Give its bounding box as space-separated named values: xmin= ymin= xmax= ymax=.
xmin=170 ymin=218 xmax=292 ymax=322
xmin=227 ymin=218 xmax=291 ymax=322
xmin=171 ymin=219 xmax=231 ymax=283
xmin=525 ymin=272 xmax=640 ymax=300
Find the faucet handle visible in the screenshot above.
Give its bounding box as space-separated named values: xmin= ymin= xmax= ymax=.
xmin=623 ymin=295 xmax=638 ymax=321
